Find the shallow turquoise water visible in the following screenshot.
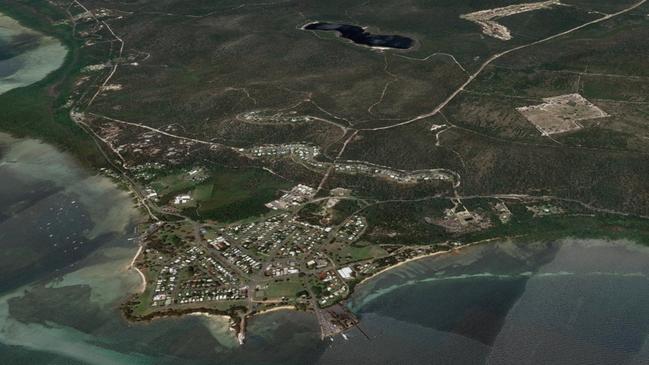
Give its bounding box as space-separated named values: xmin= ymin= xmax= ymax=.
xmin=1 ymin=140 xmax=647 ymax=365
xmin=0 ymin=13 xmax=67 ymax=95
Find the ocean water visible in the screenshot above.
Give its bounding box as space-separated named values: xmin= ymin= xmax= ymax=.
xmin=326 ymin=240 xmax=649 ymax=365
xmin=0 ymin=13 xmax=67 ymax=94
xmin=1 ymin=139 xmax=647 ymax=365
xmin=1 ymin=11 xmax=648 ymax=365
xmin=0 ymin=133 xmax=327 ymax=365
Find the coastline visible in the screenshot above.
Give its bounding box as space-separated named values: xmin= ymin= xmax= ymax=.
xmin=254 ymin=305 xmax=296 ymax=315
xmin=353 ymin=235 xmax=523 ymax=290
xmin=187 ymin=311 xmax=233 ymax=322
xmin=125 ymin=236 xmax=522 ymax=325
xmin=128 ymin=244 xmax=147 ymax=293
xmin=2 ymin=3 xmax=649 ymax=363
xmin=0 ymin=13 xmax=67 ymax=95
xmin=122 ymin=248 xmax=455 ymax=327
xmin=122 ymin=303 xmax=246 ymax=323
xmin=0 ymin=4 xmax=106 ymax=167
xmin=354 ymin=250 xmax=452 ymax=289
xmin=11 ymin=0 xmax=649 ymax=349
xmin=121 ymin=237 xmax=517 ymax=336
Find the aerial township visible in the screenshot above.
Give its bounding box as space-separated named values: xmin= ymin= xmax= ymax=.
xmin=13 ymin=0 xmax=649 ymax=345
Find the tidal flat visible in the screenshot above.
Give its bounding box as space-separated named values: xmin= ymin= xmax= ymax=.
xmin=0 ymin=13 xmax=67 ymax=95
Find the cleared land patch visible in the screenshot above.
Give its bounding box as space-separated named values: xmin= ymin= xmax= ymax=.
xmin=517 ymin=93 xmax=608 ymax=135
xmin=460 ymin=0 xmax=564 ymax=40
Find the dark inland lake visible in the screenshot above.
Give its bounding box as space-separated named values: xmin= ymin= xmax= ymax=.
xmin=303 ymin=22 xmax=414 ymax=49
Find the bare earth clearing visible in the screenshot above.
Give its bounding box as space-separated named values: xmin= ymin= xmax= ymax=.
xmin=517 ymin=93 xmax=609 ymax=135
xmin=460 ymin=0 xmax=564 ymax=40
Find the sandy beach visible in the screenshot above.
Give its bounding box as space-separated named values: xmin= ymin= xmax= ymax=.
xmin=128 ymin=244 xmax=146 ymax=293
xmin=255 ymin=305 xmax=296 ymax=315
xmin=354 ymin=236 xmax=519 ymax=289
xmin=188 ymin=311 xmax=233 ymax=322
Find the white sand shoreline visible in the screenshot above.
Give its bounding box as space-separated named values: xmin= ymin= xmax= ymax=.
xmin=255 ymin=305 xmax=295 ymax=315
xmin=354 ymin=236 xmax=517 ymax=289
xmin=128 ymin=244 xmax=146 ymax=293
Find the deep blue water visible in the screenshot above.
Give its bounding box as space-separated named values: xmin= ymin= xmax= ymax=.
xmin=303 ymin=22 xmax=414 ymax=49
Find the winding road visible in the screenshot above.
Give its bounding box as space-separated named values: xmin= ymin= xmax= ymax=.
xmin=359 ymin=0 xmax=648 ymax=131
